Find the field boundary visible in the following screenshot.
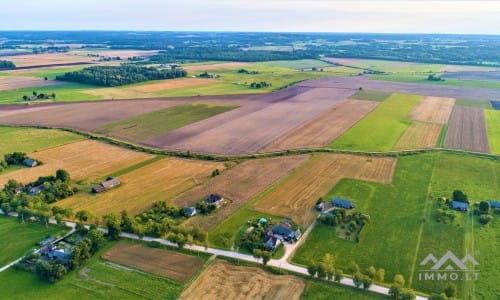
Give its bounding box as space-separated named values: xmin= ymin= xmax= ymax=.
xmin=1 ymin=124 xmax=498 ymax=161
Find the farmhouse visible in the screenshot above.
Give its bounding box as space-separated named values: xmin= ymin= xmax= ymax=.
xmin=265 ymin=236 xmax=281 ymax=250
xmin=451 ymin=201 xmax=469 ymax=211
xmin=40 ymin=244 xmax=72 ymax=264
xmin=92 ymin=177 xmax=121 ymax=193
xmin=204 ymin=194 xmax=224 ymax=207
xmin=270 ymin=223 xmax=301 ymax=242
xmin=316 ymin=201 xmax=324 ymax=211
xmin=183 ymin=206 xmax=196 ymax=217
xmin=22 ymin=158 xmax=38 ymax=167
xmin=489 ymin=200 xmax=500 ymax=209
xmin=332 ymin=197 xmax=355 ymax=209
xmin=39 ymin=236 xmax=55 ymax=246
xmin=29 ymin=184 xmax=45 ymax=195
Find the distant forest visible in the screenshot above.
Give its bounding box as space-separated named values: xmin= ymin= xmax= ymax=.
xmin=56 ymin=65 xmax=187 ymax=87
xmin=2 ymin=31 xmax=500 ymax=66
xmin=0 ymin=60 xmax=15 ymax=70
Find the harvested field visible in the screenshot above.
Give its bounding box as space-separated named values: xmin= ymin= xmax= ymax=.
xmin=263 ymin=100 xmax=378 ymax=151
xmin=393 ymin=122 xmax=442 ymax=150
xmin=179 ymin=260 xmax=305 ymax=300
xmin=174 ymin=155 xmax=310 ymax=229
xmin=0 ymin=139 xmax=152 ymax=187
xmin=3 ymin=53 xmax=94 ymax=68
xmin=145 ymin=87 xmax=356 ymax=155
xmin=444 ymin=107 xmax=491 ymax=153
xmin=183 ymin=62 xmax=251 ymax=71
xmin=408 ymin=96 xmax=455 ymax=124
xmin=102 ymin=243 xmax=204 ymax=282
xmin=253 ymin=154 xmax=397 ymax=227
xmin=0 ymin=76 xmax=61 ymax=91
xmin=0 ymin=99 xmax=189 ymax=130
xmin=130 ymin=78 xmax=216 ymax=92
xmin=57 ymin=157 xmax=224 ymax=217
xmin=84 ymin=87 xmax=151 ymax=99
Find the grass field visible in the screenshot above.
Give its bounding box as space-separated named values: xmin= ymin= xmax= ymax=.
xmin=302 ymin=280 xmax=389 ymax=299
xmin=19 ymin=66 xmax=86 ymax=80
xmin=0 ymin=139 xmax=153 ymax=187
xmin=0 ymin=217 xmax=69 ymax=267
xmin=455 ymin=99 xmax=493 ymax=109
xmin=485 ymin=109 xmax=500 ymax=154
xmin=0 ymin=126 xmax=84 ymax=157
xmin=0 ymin=242 xmax=185 ymax=300
xmin=179 ymin=259 xmax=305 ymax=300
xmin=258 ymin=59 xmax=333 ymax=70
xmin=102 ymin=243 xmax=204 ymax=282
xmin=57 ymin=157 xmax=224 ymax=217
xmin=95 ymin=102 xmax=238 ymax=142
xmin=0 ymin=83 xmax=101 ymax=104
xmin=348 ymin=90 xmax=392 ymax=102
xmin=370 ymin=74 xmax=500 ymax=89
xmin=324 ymin=58 xmax=445 ymax=73
xmin=330 ymin=93 xmax=422 ymax=151
xmin=292 ymin=153 xmax=438 ymax=285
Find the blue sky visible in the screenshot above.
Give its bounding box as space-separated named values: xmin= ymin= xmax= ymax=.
xmin=1 ymin=0 xmax=500 ymax=34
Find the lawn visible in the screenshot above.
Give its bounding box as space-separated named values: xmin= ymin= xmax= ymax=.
xmin=329 ymin=93 xmax=422 ymax=151
xmin=370 ymin=74 xmax=500 ymax=89
xmin=0 ymin=83 xmax=101 ymax=104
xmin=0 ymin=126 xmax=84 ymax=157
xmin=485 ymin=109 xmax=500 ymax=154
xmin=292 ymin=153 xmax=437 ymax=286
xmin=0 ymin=242 xmax=185 ymax=300
xmin=348 ymin=89 xmax=392 ymax=102
xmin=0 ymin=217 xmax=69 ymax=267
xmin=95 ymin=102 xmax=238 ymax=141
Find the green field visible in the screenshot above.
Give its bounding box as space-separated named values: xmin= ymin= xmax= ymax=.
xmin=292 ymin=153 xmax=437 ymax=286
xmin=302 ymin=280 xmax=389 ymax=299
xmin=0 ymin=242 xmax=185 ymax=300
xmin=329 ymin=93 xmax=422 ymax=151
xmin=485 ymin=109 xmax=500 ymax=154
xmin=95 ymin=102 xmax=238 ymax=141
xmin=455 ymin=99 xmax=493 ymax=109
xmin=0 ymin=217 xmax=69 ymax=267
xmin=370 ymin=74 xmax=500 ymax=89
xmin=0 ymin=126 xmax=84 ymax=156
xmin=348 ymin=90 xmax=392 ymax=102
xmin=332 ymin=58 xmax=445 ymax=73
xmin=21 ymin=66 xmax=85 ymax=80
xmin=257 ymin=59 xmax=333 ymax=70
xmin=0 ymin=83 xmax=101 ymax=104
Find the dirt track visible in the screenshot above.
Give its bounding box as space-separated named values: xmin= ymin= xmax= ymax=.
xmin=263 ymin=99 xmax=378 ymax=151
xmin=444 ymin=107 xmax=490 ymax=153
xmin=179 ymin=260 xmax=305 ymax=300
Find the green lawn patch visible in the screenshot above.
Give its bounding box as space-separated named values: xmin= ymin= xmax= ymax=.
xmin=0 ymin=241 xmax=185 ymax=300
xmin=95 ymin=102 xmax=238 ymax=142
xmin=485 ymin=109 xmax=500 ymax=154
xmin=0 ymin=126 xmax=84 ymax=157
xmin=0 ymin=217 xmax=69 ymax=266
xmin=329 ymin=93 xmax=422 ymax=151
xmin=348 ymin=90 xmax=392 ymax=102
xmin=455 ymin=99 xmax=493 ymax=109
xmin=292 ymin=153 xmax=437 ymax=285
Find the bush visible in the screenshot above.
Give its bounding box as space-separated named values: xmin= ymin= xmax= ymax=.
xmin=479 ymin=214 xmax=493 ymax=225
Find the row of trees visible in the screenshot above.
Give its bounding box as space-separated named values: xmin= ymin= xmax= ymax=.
xmin=22 ymin=91 xmax=56 ymax=102
xmin=56 ymin=65 xmax=187 ymax=87
xmin=0 ymin=60 xmax=15 ymax=70
xmin=250 ymin=81 xmax=272 ymax=89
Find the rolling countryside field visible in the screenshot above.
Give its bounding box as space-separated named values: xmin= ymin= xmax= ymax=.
xmin=329 ymin=93 xmax=422 ymax=151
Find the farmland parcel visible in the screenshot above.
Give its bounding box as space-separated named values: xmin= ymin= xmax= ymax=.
xmin=444 ymin=107 xmax=490 ymax=153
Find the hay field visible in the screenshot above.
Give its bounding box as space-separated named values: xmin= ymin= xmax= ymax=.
xmin=408 ymin=96 xmax=456 ymax=124
xmin=57 ymin=157 xmax=224 ymax=217
xmin=130 ymin=78 xmax=215 ymax=92
xmin=263 ymin=100 xmax=379 ymax=151
xmin=253 ymin=154 xmax=397 ymax=227
xmin=102 ymin=243 xmax=204 ymax=282
xmin=84 ymin=87 xmax=151 ymax=99
xmin=174 ymin=155 xmax=310 ymax=229
xmin=179 ymin=260 xmax=305 ymax=300
xmin=0 ymin=140 xmax=152 ymax=187
xmin=183 ymin=62 xmax=251 ymax=71
xmin=393 ymin=122 xmax=442 ymax=150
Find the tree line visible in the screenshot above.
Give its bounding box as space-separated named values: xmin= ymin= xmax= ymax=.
xmin=0 ymin=60 xmax=15 ymax=70
xmin=56 ymin=65 xmax=187 ymax=87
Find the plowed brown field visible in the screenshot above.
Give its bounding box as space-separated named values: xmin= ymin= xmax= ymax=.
xmin=174 ymin=155 xmax=310 ymax=229
xmin=102 ymin=243 xmax=204 ymax=282
xmin=444 ymin=107 xmax=490 ymax=153
xmin=253 ymin=154 xmax=397 ymax=227
xmin=0 ymin=140 xmax=152 ymax=187
xmin=179 ymin=260 xmax=305 ymax=300
xmin=263 ymin=99 xmax=378 ymax=151
xmin=393 ymin=122 xmax=442 ymax=150
xmin=408 ymin=96 xmax=455 ymax=124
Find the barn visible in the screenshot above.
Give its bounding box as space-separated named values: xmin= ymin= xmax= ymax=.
xmin=332 ymin=197 xmax=355 ymax=209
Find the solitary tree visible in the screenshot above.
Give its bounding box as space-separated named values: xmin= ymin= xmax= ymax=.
xmin=56 ymin=169 xmax=70 ymax=182
xmin=479 ymin=200 xmax=490 ymax=213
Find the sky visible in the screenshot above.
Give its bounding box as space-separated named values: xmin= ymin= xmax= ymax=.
xmin=1 ymin=0 xmax=500 ymax=34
